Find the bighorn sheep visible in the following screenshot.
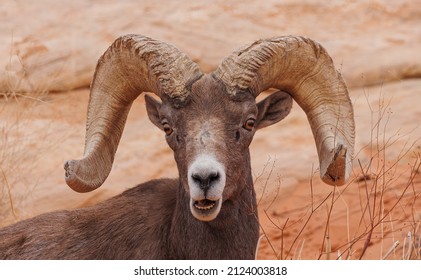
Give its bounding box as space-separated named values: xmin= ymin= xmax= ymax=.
xmin=0 ymin=34 xmax=355 ymax=259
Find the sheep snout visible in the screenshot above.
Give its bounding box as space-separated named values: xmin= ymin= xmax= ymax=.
xmin=188 ymin=155 xmax=226 ymax=221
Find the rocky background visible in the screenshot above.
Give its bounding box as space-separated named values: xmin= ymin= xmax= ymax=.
xmin=1 ymin=0 xmax=420 ymax=259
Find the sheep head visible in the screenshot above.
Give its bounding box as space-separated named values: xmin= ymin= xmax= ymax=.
xmin=145 ymin=75 xmax=292 ymax=221
xmin=64 ymin=34 xmax=355 ymax=222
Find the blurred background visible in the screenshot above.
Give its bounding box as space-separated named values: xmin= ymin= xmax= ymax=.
xmin=1 ymin=0 xmax=420 ymax=259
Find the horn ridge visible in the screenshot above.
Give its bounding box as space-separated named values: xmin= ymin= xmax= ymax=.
xmin=214 ymin=36 xmax=355 ymax=186
xmin=64 ymin=34 xmax=201 ymax=192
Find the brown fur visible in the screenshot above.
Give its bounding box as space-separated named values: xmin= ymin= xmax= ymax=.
xmin=0 ymin=178 xmax=258 ymax=259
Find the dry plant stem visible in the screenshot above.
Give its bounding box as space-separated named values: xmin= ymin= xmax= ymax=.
xmin=254 ymin=234 xmax=265 ymax=260
xmin=402 ymin=233 xmax=407 ymax=259
xmin=256 ymin=157 xmax=276 ymax=207
xmin=320 ymin=180 xmax=355 ymax=260
xmin=387 ymin=212 xmax=397 ymax=259
xmin=279 ymin=218 xmax=289 ymax=260
xmin=0 ymin=166 xmax=17 ymax=220
xmin=256 ymin=158 xmax=282 ymax=259
xmin=359 ymin=227 xmax=373 ymax=259
xmin=358 ymin=159 xmax=375 ymax=260
xmin=405 ymin=232 xmax=413 ymax=259
xmin=258 ymin=220 xmax=279 ymax=260
xmin=298 ymin=239 xmax=306 ymax=259
xmin=285 ymin=171 xmax=333 ymax=260
xmin=382 ymin=241 xmax=400 ymax=260
xmin=318 ymin=187 xmax=336 ymax=260
xmin=378 ymin=94 xmax=391 ymax=258
xmin=337 ymin=187 xmax=352 ymax=259
xmin=325 ymin=206 xmax=332 ymax=260
xmin=262 ymin=209 xmax=280 ymax=231
xmin=265 ymin=175 xmax=282 ymax=212
xmin=294 ymin=239 xmax=306 ymax=259
xmin=269 ymin=217 xmax=290 ymax=260
xmin=417 ymin=231 xmax=421 ymax=259
xmin=415 ymin=222 xmax=421 ymax=259
xmin=408 ymin=173 xmax=421 ymax=258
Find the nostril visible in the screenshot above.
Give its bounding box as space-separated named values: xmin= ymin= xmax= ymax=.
xmin=209 ymin=172 xmax=220 ymax=182
xmin=192 ymin=173 xmax=202 ymax=183
xmin=191 ymin=171 xmax=220 ymax=189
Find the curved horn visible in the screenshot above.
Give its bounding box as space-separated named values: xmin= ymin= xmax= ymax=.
xmin=64 ymin=34 xmax=202 ymax=192
xmin=214 ymin=36 xmax=355 ymax=186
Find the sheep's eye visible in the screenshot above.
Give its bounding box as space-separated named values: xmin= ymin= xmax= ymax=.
xmin=243 ymin=118 xmax=255 ymax=131
xmin=163 ymin=123 xmax=173 ymax=136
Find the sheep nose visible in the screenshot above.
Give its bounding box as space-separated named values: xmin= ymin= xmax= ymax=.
xmin=191 ymin=171 xmax=220 ymax=191
xmin=188 ymin=155 xmax=226 ymax=201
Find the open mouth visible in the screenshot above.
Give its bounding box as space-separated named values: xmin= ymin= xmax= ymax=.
xmin=193 ymin=199 xmax=217 ymax=211
xmin=190 ymin=198 xmax=222 ymax=221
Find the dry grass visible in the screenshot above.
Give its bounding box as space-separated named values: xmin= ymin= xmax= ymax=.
xmin=0 ymin=85 xmax=52 ymax=226
xmin=1 ymin=33 xmax=61 ymax=99
xmin=257 ymin=86 xmax=421 ymax=260
xmin=0 ymin=36 xmax=69 ymax=226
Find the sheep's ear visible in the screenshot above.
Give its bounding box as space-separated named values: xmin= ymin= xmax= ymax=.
xmin=256 ymin=91 xmax=293 ymax=130
xmin=145 ymin=94 xmax=162 ymax=129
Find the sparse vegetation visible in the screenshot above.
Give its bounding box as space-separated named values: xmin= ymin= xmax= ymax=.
xmin=0 ymin=68 xmax=54 ymax=226
xmin=256 ymin=86 xmax=421 ymax=260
